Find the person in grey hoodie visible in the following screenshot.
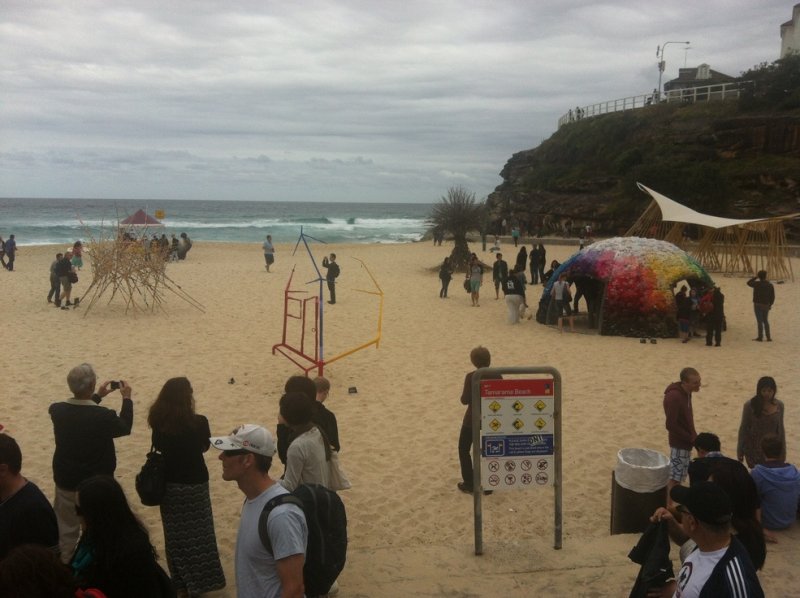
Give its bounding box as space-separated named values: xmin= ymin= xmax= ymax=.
xmin=751 ymin=435 xmax=800 ymax=532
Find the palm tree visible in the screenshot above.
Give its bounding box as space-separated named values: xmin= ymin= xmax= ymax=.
xmin=428 ymin=186 xmax=487 ymax=270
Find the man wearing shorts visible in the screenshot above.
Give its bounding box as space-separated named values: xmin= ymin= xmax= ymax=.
xmin=263 ymin=235 xmax=275 ymax=272
xmin=492 ymin=253 xmax=508 ymax=300
xmin=663 ymin=367 xmax=700 ymax=499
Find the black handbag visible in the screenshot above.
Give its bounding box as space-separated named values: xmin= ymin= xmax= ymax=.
xmin=135 ymin=444 xmax=166 ymax=506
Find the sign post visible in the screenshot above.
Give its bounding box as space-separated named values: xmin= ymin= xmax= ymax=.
xmin=471 ymin=367 xmax=562 ymax=555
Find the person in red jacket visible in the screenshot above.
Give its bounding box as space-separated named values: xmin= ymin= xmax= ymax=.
xmin=664 ymin=368 xmax=701 ymax=500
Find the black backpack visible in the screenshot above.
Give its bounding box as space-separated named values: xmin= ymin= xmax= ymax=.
xmin=259 ymin=483 xmax=347 ymax=597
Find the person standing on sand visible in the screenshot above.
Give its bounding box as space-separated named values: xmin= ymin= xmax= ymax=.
xmin=747 ymin=270 xmax=774 ymax=342
xmin=47 ymin=252 xmax=62 ymax=304
xmin=4 ymin=235 xmax=17 ymax=271
xmin=0 ymin=236 xmax=6 ymax=268
xmin=148 ymin=377 xmax=226 ymax=596
xmin=49 ymin=364 xmax=133 ymax=563
xmin=322 ymin=253 xmax=340 ymax=304
xmin=529 ymin=244 xmax=541 ymax=284
xmin=492 ymin=253 xmax=508 ymax=300
xmin=551 ymin=272 xmax=574 ymax=333
xmin=212 ymin=424 xmax=307 ymax=598
xmin=703 ymin=285 xmax=725 ymax=347
xmin=537 ymin=243 xmax=547 ymax=282
xmin=664 ymin=367 xmax=700 ymax=498
xmin=468 ymin=254 xmax=484 ymax=307
xmin=263 ymin=235 xmax=275 ymax=272
xmin=737 ymin=376 xmax=785 ymax=469
xmin=438 ymin=257 xmax=453 ymax=298
xmin=502 ymin=265 xmax=527 ymax=324
xmin=457 ymin=347 xmax=499 ymax=494
xmin=71 ymin=241 xmax=83 ymax=269
xmin=55 ymin=250 xmax=75 ymax=307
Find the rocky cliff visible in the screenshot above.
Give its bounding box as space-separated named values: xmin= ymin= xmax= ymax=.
xmin=486 ymin=101 xmax=800 ymax=237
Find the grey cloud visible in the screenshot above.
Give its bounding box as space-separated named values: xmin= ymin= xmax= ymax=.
xmin=0 ymin=1 xmax=791 ymax=202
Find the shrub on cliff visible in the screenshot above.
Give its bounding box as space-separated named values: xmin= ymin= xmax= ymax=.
xmin=739 ymin=54 xmax=800 ymax=112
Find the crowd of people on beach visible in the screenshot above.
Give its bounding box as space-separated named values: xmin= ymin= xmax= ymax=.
xmin=643 ymin=366 xmax=797 ymax=596
xmin=439 ymin=235 xmax=779 ymax=347
xmin=453 ymin=348 xmax=797 ymax=597
xmin=0 ymin=365 xmax=348 ymax=598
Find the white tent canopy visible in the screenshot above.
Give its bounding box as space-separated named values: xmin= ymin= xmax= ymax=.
xmin=636 ymin=183 xmax=767 ymax=229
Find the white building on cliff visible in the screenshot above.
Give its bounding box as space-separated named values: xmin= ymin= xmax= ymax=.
xmin=781 ymin=3 xmax=800 ymax=57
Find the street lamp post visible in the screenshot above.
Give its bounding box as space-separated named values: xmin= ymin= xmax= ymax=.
xmin=656 ymin=41 xmax=690 ymax=102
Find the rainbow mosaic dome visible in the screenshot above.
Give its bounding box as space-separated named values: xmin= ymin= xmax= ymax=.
xmin=537 ymin=237 xmax=714 ymax=337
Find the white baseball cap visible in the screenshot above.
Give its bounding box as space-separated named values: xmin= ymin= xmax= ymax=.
xmin=210 ymin=424 xmax=276 ymax=456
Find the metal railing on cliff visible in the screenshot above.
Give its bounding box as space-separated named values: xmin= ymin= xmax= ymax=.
xmin=557 ymin=81 xmax=750 ymax=129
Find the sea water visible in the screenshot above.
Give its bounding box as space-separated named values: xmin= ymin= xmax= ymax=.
xmin=0 ymin=197 xmax=432 ymax=246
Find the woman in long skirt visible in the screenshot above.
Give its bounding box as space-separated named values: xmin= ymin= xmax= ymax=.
xmin=148 ymin=378 xmax=225 ymax=597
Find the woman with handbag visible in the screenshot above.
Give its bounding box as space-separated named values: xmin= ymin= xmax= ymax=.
xmin=71 ymin=475 xmax=175 ymax=597
xmin=279 ymin=392 xmax=350 ymax=492
xmin=148 ymin=378 xmax=225 ymax=597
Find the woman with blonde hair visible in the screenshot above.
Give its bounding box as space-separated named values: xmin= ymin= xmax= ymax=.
xmin=148 ymin=377 xmax=225 ymax=597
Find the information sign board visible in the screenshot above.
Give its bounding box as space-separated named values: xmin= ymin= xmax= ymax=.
xmin=479 ymin=378 xmax=555 ymax=490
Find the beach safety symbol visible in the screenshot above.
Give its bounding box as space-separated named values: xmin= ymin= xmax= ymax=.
xmin=488 ymin=474 xmax=500 ymax=486
xmin=505 ymin=474 xmax=516 ymax=485
xmin=535 ymin=417 xmax=547 ymax=430
xmin=522 ymin=473 xmax=532 ymax=485
xmin=489 ymin=401 xmax=502 ymax=413
xmin=512 ymin=400 xmax=524 ymax=412
xmin=521 ymin=460 xmax=532 ymax=471
xmin=512 ymin=418 xmax=524 ymax=430
xmin=488 ymin=461 xmax=500 ymax=472
xmin=536 ymin=472 xmax=549 ymax=485
xmin=535 ymin=400 xmax=547 ymax=411
xmin=490 ymin=419 xmax=502 ymax=431
xmin=504 ymin=461 xmax=516 ymax=472
xmin=538 ymin=459 xmax=549 ymax=471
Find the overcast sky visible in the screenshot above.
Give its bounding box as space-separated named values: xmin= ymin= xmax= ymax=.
xmin=0 ymin=1 xmax=792 ymax=203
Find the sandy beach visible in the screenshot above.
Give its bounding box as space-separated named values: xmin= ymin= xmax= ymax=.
xmin=1 ymin=240 xmax=797 ymax=597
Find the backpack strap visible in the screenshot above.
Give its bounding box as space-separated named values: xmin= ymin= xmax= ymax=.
xmin=258 ymin=493 xmax=304 ymax=553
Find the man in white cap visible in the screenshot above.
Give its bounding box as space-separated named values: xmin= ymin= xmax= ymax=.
xmin=212 ymin=424 xmax=307 ymax=598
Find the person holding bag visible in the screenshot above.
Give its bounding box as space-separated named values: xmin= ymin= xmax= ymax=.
xmin=148 ymin=377 xmax=225 ymax=596
xmin=279 ymin=392 xmax=350 ymax=492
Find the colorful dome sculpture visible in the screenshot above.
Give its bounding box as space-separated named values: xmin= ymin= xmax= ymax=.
xmin=536 ymin=237 xmax=714 ymax=337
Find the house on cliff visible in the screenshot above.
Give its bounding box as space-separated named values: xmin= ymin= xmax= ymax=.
xmin=781 ymin=3 xmax=800 ymax=58
xmin=663 ymin=64 xmax=736 ymax=96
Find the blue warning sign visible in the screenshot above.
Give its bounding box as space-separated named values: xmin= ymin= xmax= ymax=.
xmin=481 ymin=434 xmax=554 ymax=457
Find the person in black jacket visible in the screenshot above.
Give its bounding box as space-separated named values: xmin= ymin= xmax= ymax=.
xmin=746 ymin=270 xmax=774 ymax=341
xmin=49 ymin=364 xmax=133 ymax=562
xmin=54 ymin=250 xmax=75 ymax=307
xmin=0 ymin=435 xmax=59 ymax=559
xmin=322 ymin=253 xmax=341 ymax=304
xmin=314 ymin=376 xmax=340 ymax=452
xmin=502 ymin=266 xmax=527 ymax=324
xmin=703 ymin=286 xmax=725 ymax=347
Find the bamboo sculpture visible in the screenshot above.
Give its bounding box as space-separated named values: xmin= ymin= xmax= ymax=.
xmin=79 ymin=227 xmax=204 ymax=316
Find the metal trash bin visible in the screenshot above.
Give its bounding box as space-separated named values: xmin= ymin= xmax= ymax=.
xmin=610 ymin=448 xmax=670 ymax=535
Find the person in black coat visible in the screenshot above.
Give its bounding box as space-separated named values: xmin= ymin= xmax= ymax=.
xmin=529 ymin=245 xmax=541 ymax=284
xmin=704 ymin=286 xmax=725 ymax=347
